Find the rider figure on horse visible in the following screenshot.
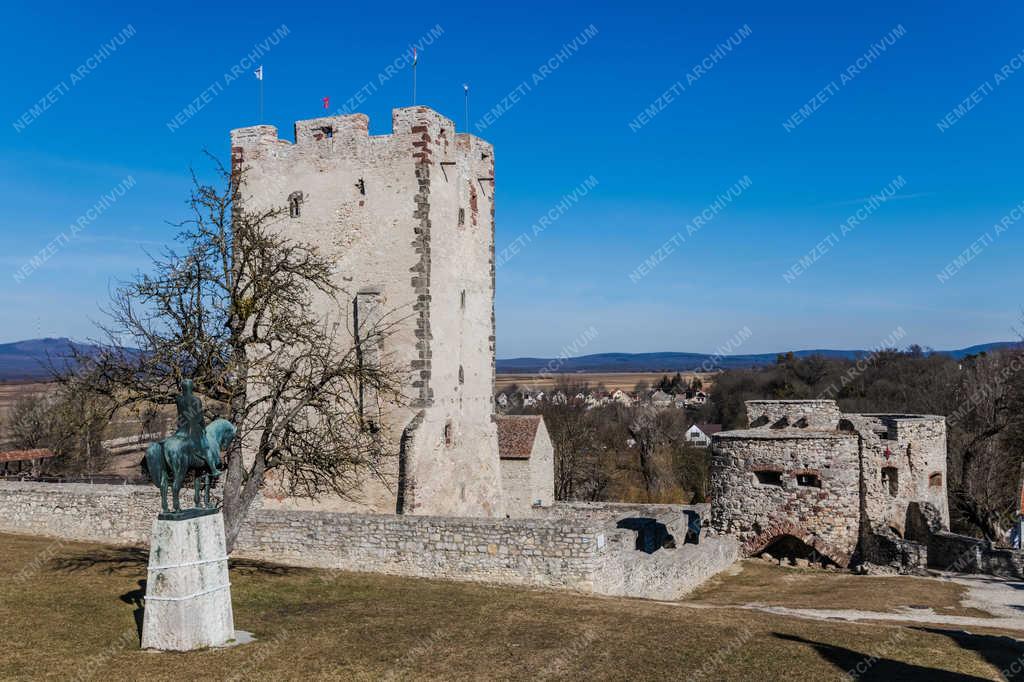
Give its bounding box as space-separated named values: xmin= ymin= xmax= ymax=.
xmin=175 ymin=379 xmax=220 ymax=476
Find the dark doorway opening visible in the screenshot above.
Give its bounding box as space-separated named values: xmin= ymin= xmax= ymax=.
xmin=616 ymin=517 xmax=676 ymax=554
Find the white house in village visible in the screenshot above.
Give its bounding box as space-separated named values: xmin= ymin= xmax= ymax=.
xmin=612 ymin=390 xmax=633 ymax=406
xmin=685 ymin=423 xmax=722 ymax=447
xmin=650 ymin=390 xmax=673 ymax=408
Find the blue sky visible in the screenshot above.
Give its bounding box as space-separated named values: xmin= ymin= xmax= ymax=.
xmin=2 ymin=0 xmax=1023 ymax=357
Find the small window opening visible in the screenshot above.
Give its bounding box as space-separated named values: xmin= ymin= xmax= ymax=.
xmin=355 ymin=178 xmax=365 ymax=195
xmin=288 ymin=191 xmax=303 ymax=218
xmin=755 ymin=470 xmax=783 ymax=486
xmin=458 ymin=208 xmax=465 ymax=226
xmin=458 ymin=366 xmax=464 ymax=385
xmin=444 ymin=421 xmax=454 ymax=448
xmin=881 ymin=467 xmax=898 ymax=496
xmin=460 ymin=290 xmax=466 ymax=309
xmin=929 ymin=472 xmax=942 ymax=488
xmin=796 ymin=473 xmax=821 ymax=488
xmin=321 ymin=126 xmax=334 ymax=139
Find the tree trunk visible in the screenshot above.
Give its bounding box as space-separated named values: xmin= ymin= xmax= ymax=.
xmin=222 ymin=334 xmax=251 ymax=553
xmin=222 ymin=450 xmax=264 ymax=553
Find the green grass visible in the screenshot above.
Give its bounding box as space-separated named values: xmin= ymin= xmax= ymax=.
xmin=1 ymin=533 xmax=1022 ymax=680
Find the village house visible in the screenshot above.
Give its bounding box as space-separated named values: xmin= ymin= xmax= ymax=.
xmin=650 ymin=389 xmax=673 ymax=408
xmin=686 ymin=423 xmax=722 ymax=447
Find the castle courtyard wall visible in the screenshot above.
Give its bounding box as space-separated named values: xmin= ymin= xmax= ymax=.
xmin=0 ymin=482 xmax=735 ymax=599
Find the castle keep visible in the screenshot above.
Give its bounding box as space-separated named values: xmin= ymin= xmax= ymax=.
xmin=710 ymin=399 xmax=948 ymax=566
xmin=230 ymin=106 xmax=515 ymax=517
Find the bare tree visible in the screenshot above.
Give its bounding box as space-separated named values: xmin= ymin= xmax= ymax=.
xmin=946 ymin=350 xmax=1024 ymax=541
xmin=59 ymin=161 xmax=402 ymax=550
xmin=7 ymin=395 xmax=52 ymax=451
xmin=628 ymin=407 xmax=670 ymax=500
xmin=7 ymin=390 xmax=111 ymax=475
xmin=541 ymin=402 xmax=599 ymax=500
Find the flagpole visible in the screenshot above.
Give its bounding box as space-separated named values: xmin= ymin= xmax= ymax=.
xmin=463 ymin=84 xmax=469 ymax=132
xmin=255 ymin=65 xmax=264 ymax=123
xmin=412 ymin=47 xmax=418 ymax=105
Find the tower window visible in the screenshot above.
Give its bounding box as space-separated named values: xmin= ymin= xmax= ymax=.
xmin=320 ymin=126 xmax=334 ymax=139
xmin=458 ymin=208 xmax=465 ymax=226
xmin=754 ymin=470 xmax=782 ymax=487
xmin=288 ymin=191 xmax=303 ymax=218
xmin=796 ymin=473 xmax=820 ymax=488
xmin=460 ymin=290 xmax=466 ymax=309
xmin=929 ymin=472 xmax=942 ymax=488
xmin=459 ymin=366 xmax=464 ymax=384
xmin=444 ymin=421 xmax=455 ymax=448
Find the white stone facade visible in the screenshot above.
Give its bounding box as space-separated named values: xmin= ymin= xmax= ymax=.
xmin=230 ymin=106 xmax=503 ymax=518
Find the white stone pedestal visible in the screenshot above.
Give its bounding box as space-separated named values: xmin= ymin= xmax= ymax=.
xmin=141 ymin=511 xmax=235 ymax=650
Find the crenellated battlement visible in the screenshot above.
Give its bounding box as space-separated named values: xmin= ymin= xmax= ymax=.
xmin=230 ymin=106 xmax=492 ymax=167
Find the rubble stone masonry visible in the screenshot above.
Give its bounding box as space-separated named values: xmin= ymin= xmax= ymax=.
xmin=711 ymin=400 xmax=948 ymax=566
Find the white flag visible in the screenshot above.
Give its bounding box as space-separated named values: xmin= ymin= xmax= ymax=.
xmin=254 ymin=65 xmax=263 ymax=81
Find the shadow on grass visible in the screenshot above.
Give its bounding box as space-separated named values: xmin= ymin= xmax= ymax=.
xmin=120 ymin=579 xmax=146 ymax=641
xmin=773 ymin=632 xmax=990 ymax=681
xmin=48 ymin=546 xmax=148 ymax=574
xmin=913 ymin=627 xmax=1024 ymax=680
xmin=46 ymin=545 xmax=308 ymax=577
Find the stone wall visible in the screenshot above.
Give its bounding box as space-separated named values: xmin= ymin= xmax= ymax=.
xmin=848 ymin=414 xmax=949 ymax=536
xmin=231 ymin=106 xmax=503 ymax=518
xmin=928 ymin=531 xmax=1024 ymax=580
xmin=711 ymin=430 xmax=861 ymax=564
xmin=745 ymin=400 xmax=841 ymax=429
xmin=0 ymin=482 xmax=735 ymax=599
xmin=712 ymin=401 xmax=950 ymax=569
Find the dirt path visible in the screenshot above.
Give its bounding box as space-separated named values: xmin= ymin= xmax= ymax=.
xmin=673 ymin=571 xmax=1024 ymax=634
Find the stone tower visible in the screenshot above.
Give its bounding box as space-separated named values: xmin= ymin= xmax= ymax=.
xmin=230 ymin=106 xmax=504 ymax=518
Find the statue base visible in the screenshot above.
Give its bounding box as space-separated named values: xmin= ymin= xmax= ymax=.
xmin=141 ymin=511 xmax=235 ymax=651
xmin=157 ymin=506 xmax=220 ymax=521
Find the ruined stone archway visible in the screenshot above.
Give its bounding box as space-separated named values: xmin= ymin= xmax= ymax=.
xmin=742 ymin=521 xmax=849 ymax=567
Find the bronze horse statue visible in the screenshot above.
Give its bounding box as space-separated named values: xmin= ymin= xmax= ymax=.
xmin=143 ymin=418 xmax=236 ymax=513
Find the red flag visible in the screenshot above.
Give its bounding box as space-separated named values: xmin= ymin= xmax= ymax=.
xmin=322 ymin=96 xmax=330 ymax=110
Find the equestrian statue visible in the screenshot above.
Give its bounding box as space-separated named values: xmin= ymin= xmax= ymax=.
xmin=143 ymin=379 xmax=236 ymax=515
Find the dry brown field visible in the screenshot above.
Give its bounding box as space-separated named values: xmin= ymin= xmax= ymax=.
xmin=2 ymin=533 xmax=1020 ymax=680
xmin=495 ymin=371 xmax=716 ymax=393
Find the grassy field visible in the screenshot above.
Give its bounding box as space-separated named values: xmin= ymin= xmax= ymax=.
xmin=1 ymin=533 xmax=1022 ymax=681
xmin=495 ymin=372 xmax=715 ymax=394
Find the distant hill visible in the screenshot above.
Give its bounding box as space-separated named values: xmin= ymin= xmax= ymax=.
xmin=0 ymin=338 xmax=1018 ymax=381
xmin=0 ymin=338 xmax=104 ymax=381
xmin=496 ymin=342 xmax=1019 ymax=374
